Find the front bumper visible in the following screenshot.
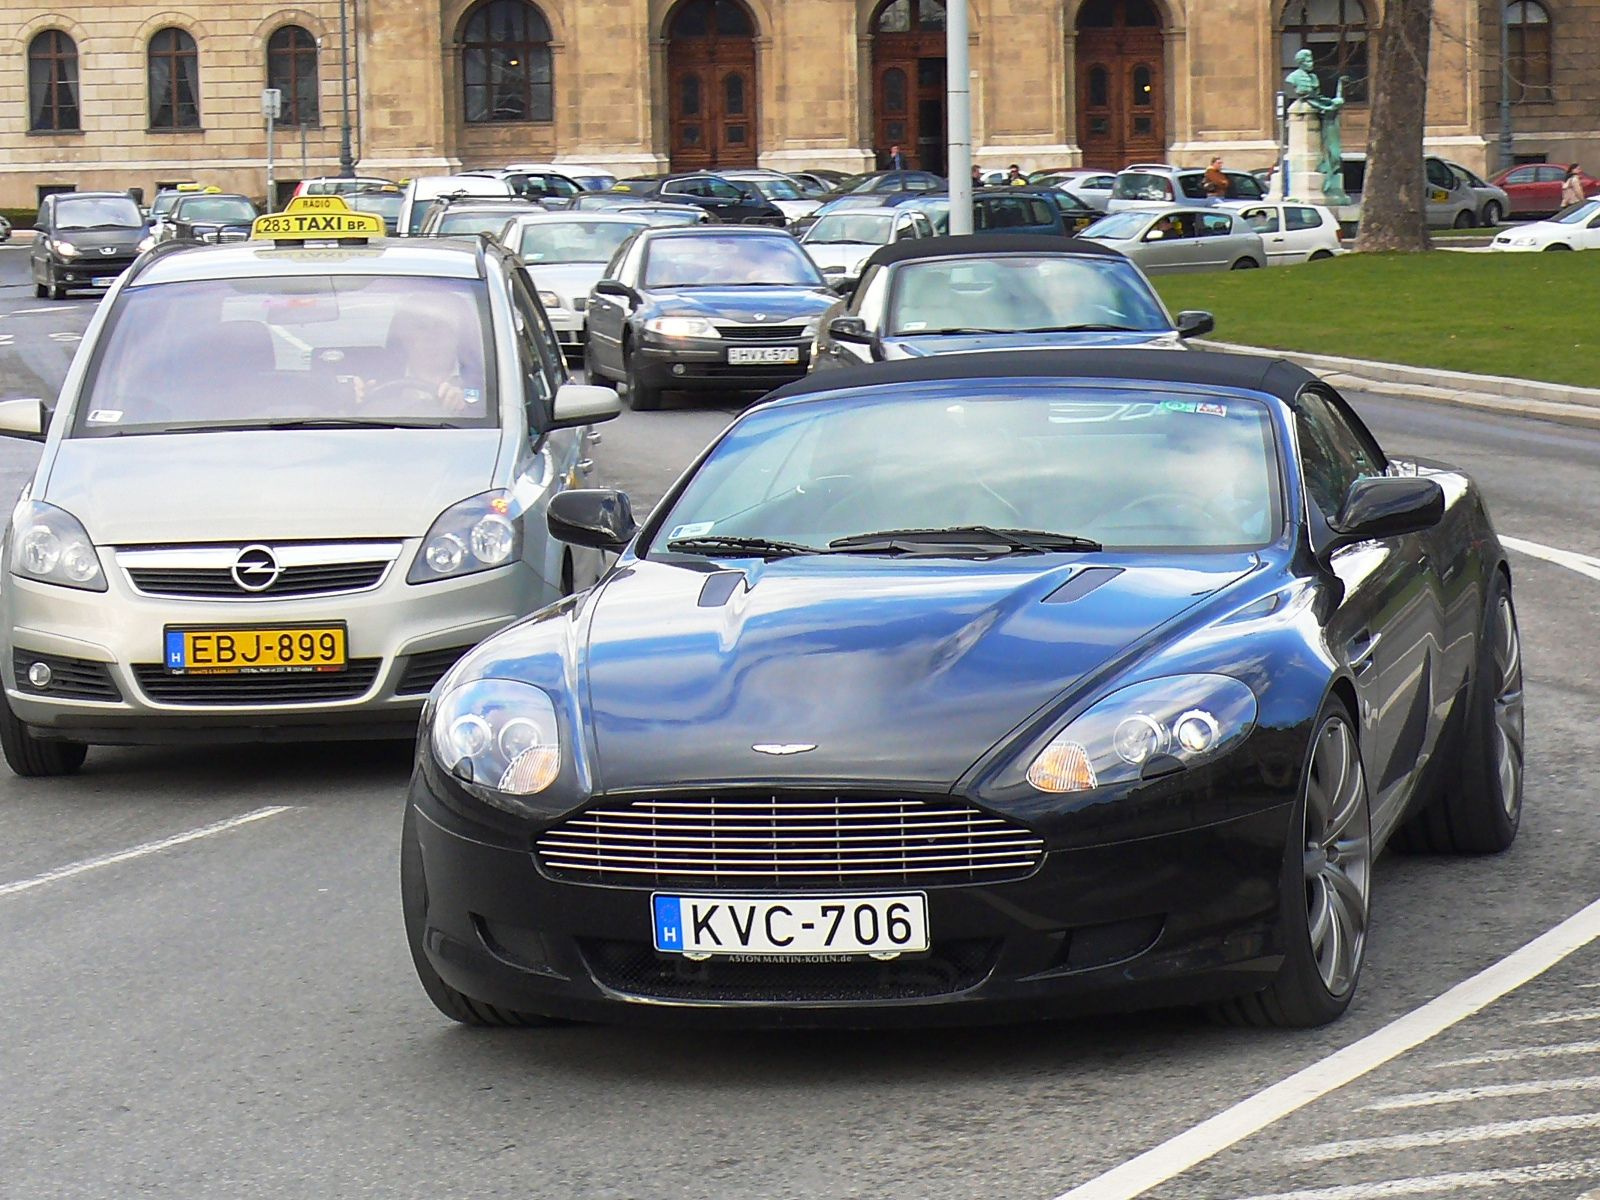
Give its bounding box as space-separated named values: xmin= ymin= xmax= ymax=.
xmin=633 ymin=338 xmax=812 ymax=393
xmin=544 ymin=307 xmax=585 ymax=356
xmin=407 ymin=769 xmax=1294 ymax=1027
xmin=50 ymin=255 xmax=136 ymax=286
xmin=3 ymin=548 xmax=545 ymax=744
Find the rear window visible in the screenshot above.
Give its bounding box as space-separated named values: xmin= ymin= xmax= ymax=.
xmin=1178 ymin=174 xmax=1209 ymax=200
xmin=176 ymin=197 xmax=257 ymax=224
xmin=1114 ymin=173 xmax=1174 ymax=201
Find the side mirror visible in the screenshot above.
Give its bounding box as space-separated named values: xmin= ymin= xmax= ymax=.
xmin=738 ymin=186 xmax=761 ymax=202
xmin=548 ymin=488 xmax=638 ymax=553
xmin=593 ymin=279 xmax=639 ymax=304
xmin=549 ymin=382 xmax=622 ymax=430
xmin=828 ymin=316 xmax=872 ymax=345
xmin=0 ymin=398 xmax=49 ymax=442
xmin=830 ymin=276 xmax=861 ymax=300
xmin=1175 ymin=310 xmax=1215 ymax=338
xmin=1327 ymin=475 xmax=1444 ymax=549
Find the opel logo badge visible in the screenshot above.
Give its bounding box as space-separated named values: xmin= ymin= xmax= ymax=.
xmin=753 ymin=313 xmax=767 ymax=322
xmin=752 ymin=743 xmax=816 ymax=756
xmin=100 ymin=246 xmax=117 ymax=256
xmin=231 ymin=544 xmax=282 ymax=593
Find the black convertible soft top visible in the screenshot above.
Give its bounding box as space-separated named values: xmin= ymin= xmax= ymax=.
xmin=762 ymin=347 xmax=1319 ymax=405
xmin=859 ymin=233 xmax=1126 ymax=270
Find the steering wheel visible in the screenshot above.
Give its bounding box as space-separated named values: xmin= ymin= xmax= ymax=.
xmin=361 ymin=377 xmax=440 ymax=404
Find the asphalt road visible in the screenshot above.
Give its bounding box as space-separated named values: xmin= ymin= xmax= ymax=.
xmin=1 ymin=244 xmax=1597 ymax=1200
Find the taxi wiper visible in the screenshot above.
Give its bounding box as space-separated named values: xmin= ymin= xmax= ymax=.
xmin=666 ymin=535 xmax=824 ymax=559
xmin=158 ymin=418 xmax=465 ymax=434
xmin=828 ymin=526 xmax=1102 ymax=555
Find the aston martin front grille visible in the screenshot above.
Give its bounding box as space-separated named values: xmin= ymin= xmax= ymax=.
xmin=536 ymin=793 xmax=1045 ymax=888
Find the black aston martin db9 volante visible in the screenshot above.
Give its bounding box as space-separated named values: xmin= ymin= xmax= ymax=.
xmin=402 ymin=349 xmax=1523 ymax=1030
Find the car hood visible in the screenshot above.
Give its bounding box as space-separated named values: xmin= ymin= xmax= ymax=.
xmin=50 ymin=228 xmax=146 ymax=252
xmin=42 ymin=429 xmax=502 ymax=545
xmin=528 ymin=262 xmax=606 ymax=303
xmin=578 ymin=553 xmax=1255 ymax=790
xmin=882 ymin=330 xmax=1184 ymax=357
xmin=646 ymin=286 xmax=838 ymax=322
xmin=771 ymin=199 xmax=822 ymax=219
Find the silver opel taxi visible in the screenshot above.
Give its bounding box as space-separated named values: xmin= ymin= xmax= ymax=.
xmin=0 ymin=196 xmax=620 ymax=776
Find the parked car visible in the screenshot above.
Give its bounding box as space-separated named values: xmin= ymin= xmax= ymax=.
xmin=976 ymin=186 xmax=1102 ymax=235
xmin=584 ymin=225 xmax=836 ymax=409
xmin=417 ymin=198 xmax=537 ymax=238
xmin=1108 ymin=165 xmax=1268 ymax=212
xmin=29 ymin=191 xmax=147 ymax=300
xmin=346 ymin=186 xmax=405 ymax=235
xmin=719 ymin=170 xmax=823 ymax=223
xmin=799 ymin=207 xmax=935 ymax=286
xmin=1490 ymin=198 xmax=1600 ymax=251
xmin=1336 ymin=155 xmax=1481 ymax=229
xmin=1081 ymin=207 xmax=1266 ymax=273
xmin=1235 ymin=202 xmax=1343 ymax=264
xmin=1443 ymin=161 xmax=1511 ymax=228
xmin=609 ymin=174 xmax=786 ymax=225
xmin=150 ymin=193 xmax=260 ymax=248
xmin=292 ymin=176 xmax=395 ymax=199
xmin=497 ymin=212 xmax=652 ymax=358
xmin=1029 ymin=168 xmax=1118 ymax=211
xmin=783 ymin=172 xmax=839 ymax=198
xmin=568 ymin=194 xmax=708 ymax=222
xmin=1488 ymin=162 xmax=1600 ymax=218
xmin=819 ymin=169 xmax=946 ymax=199
xmin=397 ymin=173 xmax=514 ymax=236
xmin=812 ymin=233 xmax=1206 ymax=370
xmin=495 ymin=169 xmax=585 ymax=208
xmin=503 ymin=161 xmax=617 ymax=192
xmin=790 ymin=192 xmax=905 ymax=238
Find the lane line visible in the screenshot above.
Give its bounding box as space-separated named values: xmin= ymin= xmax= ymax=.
xmin=1529 ymin=1008 xmax=1600 ymax=1026
xmin=1287 ymin=1111 xmax=1600 ymax=1163
xmin=1219 ymin=1157 xmax=1600 ymax=1200
xmin=1500 ymin=535 xmax=1600 ymax=583
xmin=0 ymin=806 xmax=291 ymax=899
xmin=1049 ymin=893 xmax=1600 ymax=1200
xmin=1362 ymin=1074 xmax=1600 ymax=1111
xmin=1433 ymin=1039 xmax=1600 ymax=1068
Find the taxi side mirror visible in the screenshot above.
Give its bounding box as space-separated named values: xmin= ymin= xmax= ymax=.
xmin=548 ymin=488 xmax=637 ymax=554
xmin=549 ymin=382 xmax=622 ymax=430
xmin=0 ymin=398 xmax=49 ymax=442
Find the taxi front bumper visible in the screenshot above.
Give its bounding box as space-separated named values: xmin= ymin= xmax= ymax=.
xmin=2 ymin=548 xmax=542 ymax=744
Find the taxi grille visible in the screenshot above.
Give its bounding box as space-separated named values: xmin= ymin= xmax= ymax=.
xmin=132 ymin=661 xmax=381 ymax=705
xmin=125 ymin=562 xmax=390 ymax=599
xmin=536 ymin=793 xmax=1045 ymax=889
xmin=716 ymin=324 xmax=807 ymax=340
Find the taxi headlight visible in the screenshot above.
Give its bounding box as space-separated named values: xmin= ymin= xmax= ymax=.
xmin=1025 ymin=674 xmax=1257 ymax=793
xmin=645 ymin=316 xmax=720 ymax=339
xmin=537 ymin=290 xmax=564 ymax=310
xmin=409 ymin=491 xmax=522 ymax=584
xmin=52 ymin=240 xmax=80 ymax=258
xmin=432 ymin=678 xmax=561 ymax=806
xmin=9 ymin=502 xmax=106 ymax=592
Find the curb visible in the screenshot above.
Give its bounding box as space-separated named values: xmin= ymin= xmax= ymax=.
xmin=1199 ymin=338 xmax=1600 ymax=429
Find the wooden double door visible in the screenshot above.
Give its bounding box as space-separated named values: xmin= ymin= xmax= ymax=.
xmin=666 ymin=0 xmax=758 ymax=171
xmin=1076 ymin=0 xmax=1166 ymax=169
xmin=872 ymin=53 xmax=947 ymax=174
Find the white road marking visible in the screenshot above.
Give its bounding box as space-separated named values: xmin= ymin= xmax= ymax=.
xmin=2 ymin=306 xmax=64 ymax=317
xmin=1530 ymin=1008 xmax=1600 ymax=1026
xmin=1288 ymin=1111 xmax=1600 ymax=1163
xmin=1434 ymin=1039 xmax=1600 ymax=1068
xmin=1362 ymin=1074 xmax=1600 ymax=1111
xmin=1500 ymin=535 xmax=1600 ymax=583
xmin=1222 ymin=1157 xmax=1600 ymax=1200
xmin=0 ymin=806 xmax=291 ymax=899
xmin=1049 ymin=893 xmax=1600 ymax=1200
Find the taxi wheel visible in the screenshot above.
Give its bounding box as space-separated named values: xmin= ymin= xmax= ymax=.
xmin=0 ymin=692 xmax=87 ymax=777
xmin=624 ymin=347 xmax=662 ymax=412
xmin=400 ymin=804 xmax=555 ymax=1028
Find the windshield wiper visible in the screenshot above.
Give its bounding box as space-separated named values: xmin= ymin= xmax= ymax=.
xmin=159 ymin=418 xmax=464 ymax=434
xmin=63 ymin=223 xmax=141 ymax=231
xmin=666 ymin=535 xmax=824 ymax=559
xmin=916 ymin=327 xmax=1014 ymax=336
xmin=828 ymin=526 xmax=1102 ymax=555
xmin=1017 ymin=323 xmax=1147 ymax=334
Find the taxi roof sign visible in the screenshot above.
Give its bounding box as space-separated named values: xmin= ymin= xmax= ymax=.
xmin=251 ymin=195 xmax=385 ymax=242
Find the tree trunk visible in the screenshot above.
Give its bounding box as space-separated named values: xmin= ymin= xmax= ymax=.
xmin=1355 ymin=0 xmax=1434 ymax=252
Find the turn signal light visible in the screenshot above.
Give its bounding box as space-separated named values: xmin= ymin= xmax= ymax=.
xmin=1027 ymin=740 xmax=1097 ymax=793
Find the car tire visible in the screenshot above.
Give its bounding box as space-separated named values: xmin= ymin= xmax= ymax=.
xmin=34 ymin=281 xmax=46 ymax=300
xmin=1308 ymin=250 xmax=1334 ymax=262
xmin=1482 ymin=201 xmax=1502 ymax=228
xmin=1545 ymin=243 xmax=1573 ymax=251
xmin=1230 ymin=257 xmax=1260 ymax=270
xmin=623 ymin=342 xmax=662 ymax=412
xmin=1453 ymin=210 xmax=1475 ymax=229
xmin=1392 ymin=573 xmax=1523 ymax=855
xmin=400 ymin=804 xmax=555 ymax=1028
xmin=47 ymin=269 xmax=66 ymax=301
xmin=1208 ymin=697 xmax=1371 ymax=1029
xmin=0 ymin=690 xmax=87 ymax=778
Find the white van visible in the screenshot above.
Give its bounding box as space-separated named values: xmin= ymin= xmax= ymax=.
xmin=397 ymin=173 xmax=514 ymax=236
xmin=1334 ymin=155 xmax=1479 ymax=230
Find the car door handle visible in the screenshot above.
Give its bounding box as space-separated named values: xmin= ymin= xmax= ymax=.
xmin=1349 ymin=630 xmax=1381 ymax=675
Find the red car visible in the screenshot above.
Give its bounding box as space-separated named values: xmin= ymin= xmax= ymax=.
xmin=1490 ymin=162 xmax=1600 ymax=217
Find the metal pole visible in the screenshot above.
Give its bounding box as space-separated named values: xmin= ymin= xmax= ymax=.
xmin=266 ymin=108 xmax=276 ymax=206
xmin=946 ymin=0 xmax=972 ymax=234
xmin=338 ymin=0 xmax=355 ymax=177
xmin=1498 ymin=5 xmax=1514 ymax=172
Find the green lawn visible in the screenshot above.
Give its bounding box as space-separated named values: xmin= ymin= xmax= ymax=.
xmin=1152 ymin=252 xmax=1600 ymax=389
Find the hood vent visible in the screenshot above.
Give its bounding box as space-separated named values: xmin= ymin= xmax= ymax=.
xmin=697 ymin=570 xmax=747 ymax=608
xmin=1045 ymin=566 xmax=1123 ymax=604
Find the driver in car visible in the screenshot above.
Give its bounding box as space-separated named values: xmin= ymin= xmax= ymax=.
xmin=352 ymin=301 xmax=485 ymax=418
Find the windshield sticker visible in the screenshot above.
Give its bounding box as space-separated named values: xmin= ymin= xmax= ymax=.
xmin=464 ymin=388 xmax=482 ymax=404
xmin=1160 ymin=400 xmax=1198 ymax=413
xmin=901 ymin=321 xmax=928 ymax=331
xmin=86 ymin=409 xmax=123 ymax=424
xmin=669 ymin=522 xmax=715 ymax=540
xmin=1195 ymin=401 xmax=1228 ymax=417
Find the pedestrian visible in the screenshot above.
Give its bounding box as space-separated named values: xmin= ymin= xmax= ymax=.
xmin=971 ymin=164 xmax=983 ymax=187
xmin=1562 ymin=163 xmax=1587 ymax=209
xmin=1006 ymin=163 xmax=1025 ymax=185
xmin=1203 ymin=155 xmax=1229 ymax=198
xmin=886 ymin=143 xmax=906 ymax=170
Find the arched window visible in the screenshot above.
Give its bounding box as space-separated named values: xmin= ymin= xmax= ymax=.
xmin=28 ymin=31 xmax=80 ymax=132
xmin=669 ymin=0 xmax=756 ymax=37
xmin=267 ymin=25 xmax=319 ymax=126
xmin=1506 ymin=1 xmax=1552 ymax=103
xmin=1279 ymin=0 xmax=1368 ymax=104
xmin=148 ymin=27 xmax=200 ymax=129
xmin=460 ymin=0 xmax=553 ymax=124
xmin=872 ymin=0 xmax=946 ymax=33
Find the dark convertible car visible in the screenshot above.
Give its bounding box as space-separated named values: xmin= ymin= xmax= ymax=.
xmin=403 ymin=349 xmax=1523 ymax=1030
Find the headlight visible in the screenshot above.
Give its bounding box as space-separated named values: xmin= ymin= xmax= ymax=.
xmin=9 ymin=502 xmax=106 ymax=592
xmin=408 ymin=490 xmax=522 ymax=584
xmin=1512 ymin=237 xmax=1537 ymax=246
xmin=537 ymin=289 xmax=565 ymax=310
xmin=431 ymin=678 xmax=561 ymax=807
xmin=1026 ymin=674 xmax=1257 ymax=793
xmin=645 ymin=316 xmax=720 ymax=339
xmin=52 ymin=240 xmax=80 ymax=258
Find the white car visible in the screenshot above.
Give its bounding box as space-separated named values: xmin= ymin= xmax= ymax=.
xmin=397 ymin=173 xmax=514 ymax=236
xmin=503 ymin=162 xmax=617 ymax=192
xmin=1491 ymin=199 xmax=1600 ymax=252
xmin=799 ymin=207 xmax=933 ymax=285
xmin=497 ymin=211 xmax=653 ymax=358
xmin=1235 ymin=202 xmax=1344 ymax=265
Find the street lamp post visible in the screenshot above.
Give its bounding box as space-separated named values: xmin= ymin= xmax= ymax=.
xmin=1498 ymin=3 xmax=1514 ymax=172
xmin=946 ymin=0 xmax=972 ymax=234
xmin=338 ymin=0 xmax=356 ymax=178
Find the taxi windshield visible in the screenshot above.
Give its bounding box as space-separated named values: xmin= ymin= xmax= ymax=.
xmin=516 ymin=220 xmax=645 ymax=263
xmin=75 ymin=275 xmax=498 ymax=437
xmin=176 ymin=197 xmax=257 ymax=224
xmin=887 ymin=257 xmax=1170 ymax=336
xmin=56 ymin=196 xmax=143 ymax=231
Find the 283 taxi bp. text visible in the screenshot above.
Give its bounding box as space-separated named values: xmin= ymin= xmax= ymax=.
xmin=0 ymin=196 xmax=621 ymax=776
xmin=404 ymin=350 xmax=1524 ymax=1030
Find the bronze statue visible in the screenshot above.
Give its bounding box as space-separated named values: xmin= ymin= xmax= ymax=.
xmin=1285 ymin=48 xmax=1349 ymax=205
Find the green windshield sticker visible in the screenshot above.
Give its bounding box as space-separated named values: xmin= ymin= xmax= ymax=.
xmin=1161 ymin=400 xmax=1198 ymax=413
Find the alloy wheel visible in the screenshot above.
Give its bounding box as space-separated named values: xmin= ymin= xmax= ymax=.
xmin=1491 ymin=596 xmax=1525 ymax=820
xmin=1302 ymin=715 xmax=1371 ymax=997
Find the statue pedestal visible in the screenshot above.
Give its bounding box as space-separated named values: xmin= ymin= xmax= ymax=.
xmin=1284 ymin=100 xmax=1327 ymax=206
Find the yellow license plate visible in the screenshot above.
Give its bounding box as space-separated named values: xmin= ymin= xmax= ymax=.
xmin=165 ymin=625 xmax=347 ymax=675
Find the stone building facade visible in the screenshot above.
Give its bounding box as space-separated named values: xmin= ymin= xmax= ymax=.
xmin=3 ymin=0 xmax=1596 ymax=208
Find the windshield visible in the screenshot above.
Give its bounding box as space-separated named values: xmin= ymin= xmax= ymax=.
xmin=75 ymin=276 xmax=498 ymax=437
xmin=887 ymin=257 xmax=1169 ymax=336
xmin=833 ymin=172 xmax=879 ymax=193
xmin=177 ymin=197 xmax=257 ymax=224
xmin=349 ymin=192 xmax=404 ymax=217
xmin=435 ymin=209 xmax=519 ymax=235
xmin=803 ymin=214 xmax=894 ymax=244
xmin=150 ymin=193 xmax=181 ymax=217
xmin=516 ymin=220 xmax=645 ymax=263
xmin=1112 ymin=173 xmax=1173 ymax=201
xmin=749 ymin=178 xmax=802 ymax=200
xmin=572 ymin=174 xmax=616 ymax=191
xmin=1081 ymin=211 xmax=1150 ymax=240
xmin=1552 ymin=200 xmax=1600 ymax=224
xmin=649 ymin=387 xmax=1280 ymax=555
xmin=642 ymin=235 xmax=824 ymax=287
xmin=56 ymin=197 xmax=143 ymax=230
